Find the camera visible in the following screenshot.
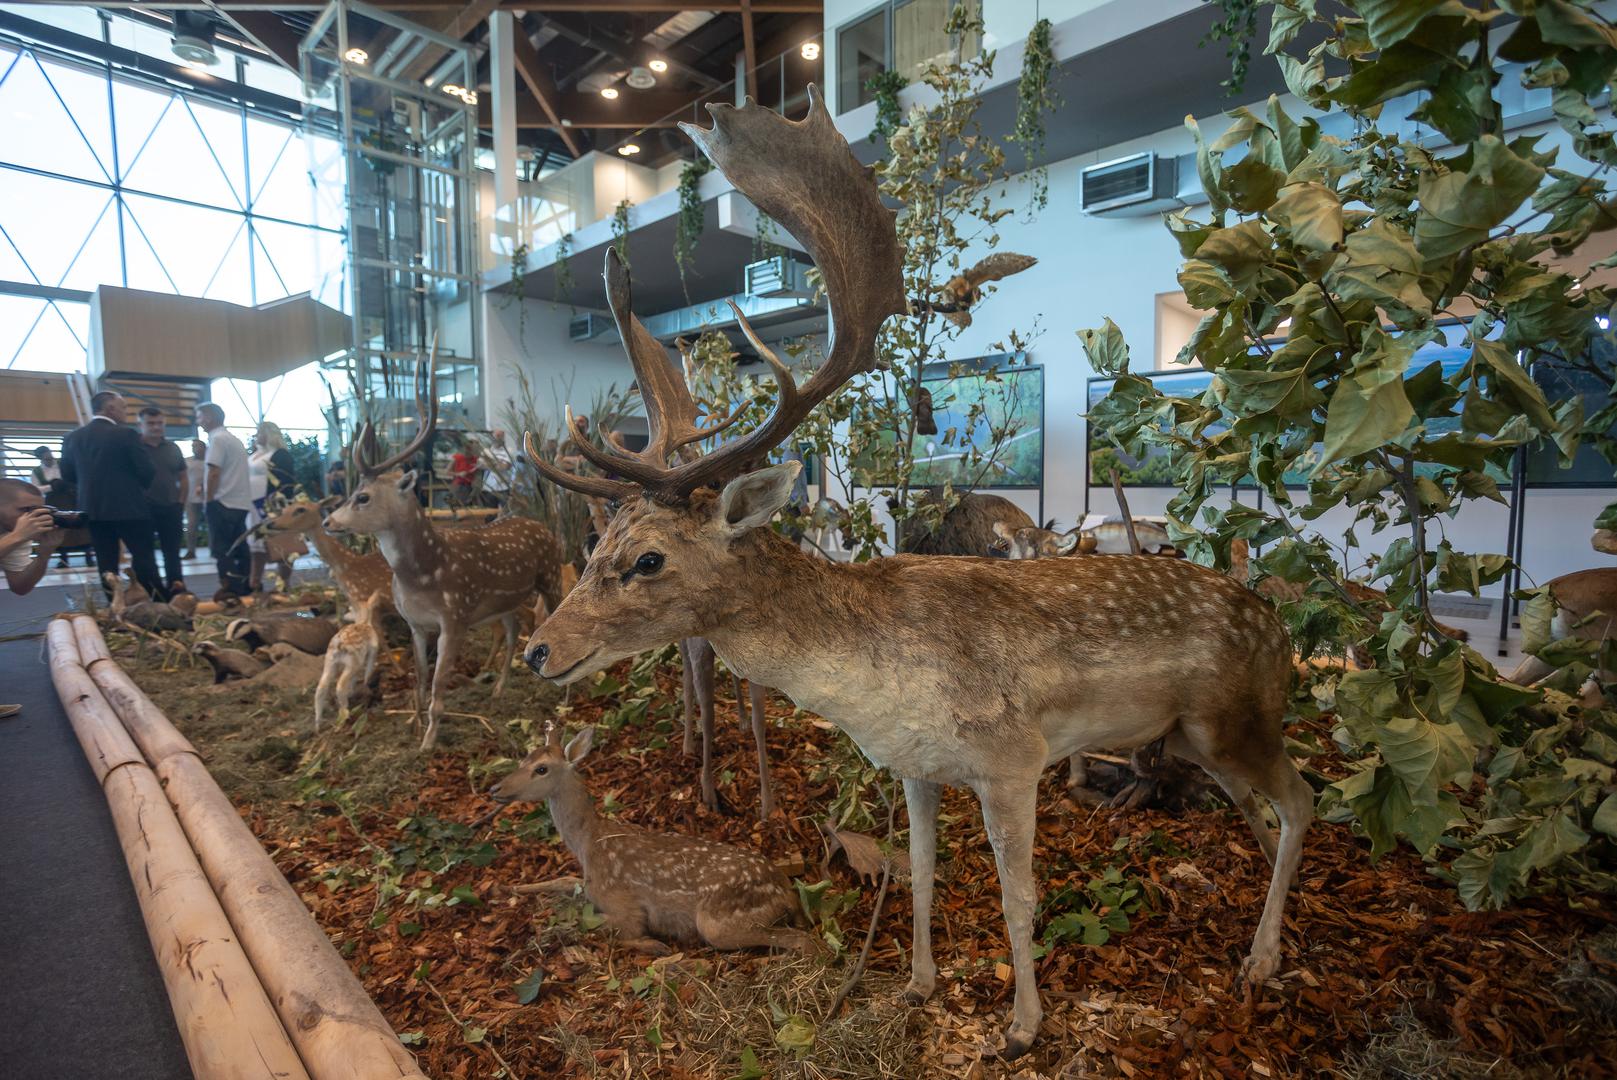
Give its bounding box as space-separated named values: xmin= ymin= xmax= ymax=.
xmin=47 ymin=508 xmax=86 ymax=528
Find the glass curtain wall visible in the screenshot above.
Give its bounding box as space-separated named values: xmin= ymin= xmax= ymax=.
xmin=0 ymin=9 xmax=346 ymax=375
xmin=836 ymin=0 xmax=982 ymax=112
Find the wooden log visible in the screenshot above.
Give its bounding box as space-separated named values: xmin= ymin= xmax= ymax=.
xmin=47 ymin=618 xmax=144 ymax=784
xmin=103 ymin=765 xmax=313 ymax=1080
xmin=71 ymin=612 xmax=113 ymax=664
xmin=156 ymin=754 xmax=430 ymax=1080
xmin=48 ymin=620 xmax=309 ymax=1080
xmin=74 ymin=616 xmax=199 ymax=766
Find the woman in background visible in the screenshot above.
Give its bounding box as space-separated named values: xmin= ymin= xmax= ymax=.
xmin=246 ymin=421 xmax=306 ymax=591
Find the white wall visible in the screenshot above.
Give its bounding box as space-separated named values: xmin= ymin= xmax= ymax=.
xmin=482 ymin=293 xmax=633 ymax=433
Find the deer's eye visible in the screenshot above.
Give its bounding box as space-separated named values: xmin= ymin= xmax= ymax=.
xmin=634 ymin=552 xmax=664 ymax=576
xmin=534 ymin=765 xmax=548 ymax=776
xmin=353 ymin=493 xmax=369 ymax=505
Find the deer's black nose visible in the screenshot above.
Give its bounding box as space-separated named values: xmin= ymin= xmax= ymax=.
xmin=525 ymin=643 xmax=549 ymax=675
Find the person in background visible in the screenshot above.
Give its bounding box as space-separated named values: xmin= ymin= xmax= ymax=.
xmin=0 ymin=478 xmax=60 ymax=596
xmin=451 ymin=438 xmax=480 ymax=505
xmin=31 ymin=445 xmax=88 ymax=568
xmin=185 ymin=439 xmax=207 ymax=558
xmin=195 ymin=402 xmax=252 ymax=597
xmin=325 ymin=459 xmax=347 ymax=498
xmin=481 ymin=428 xmax=513 ymax=508
xmin=60 ymin=390 xmax=161 ymax=600
xmin=138 ymin=406 xmax=188 ymax=593
xmin=247 ymin=421 xmax=304 ymax=591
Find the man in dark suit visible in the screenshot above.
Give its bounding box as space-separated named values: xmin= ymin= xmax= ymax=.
xmin=60 ymin=390 xmax=163 ymax=600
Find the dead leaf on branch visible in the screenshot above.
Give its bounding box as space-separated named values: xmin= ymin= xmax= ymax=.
xmin=820 ymin=818 xmax=910 ymax=884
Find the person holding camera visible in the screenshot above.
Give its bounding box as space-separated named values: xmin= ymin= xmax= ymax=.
xmin=60 ymin=390 xmax=163 ymax=600
xmin=0 ymin=477 xmax=61 ymax=597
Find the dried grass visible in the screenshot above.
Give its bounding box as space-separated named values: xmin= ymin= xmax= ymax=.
xmin=1340 ymin=1004 xmax=1525 ymax=1080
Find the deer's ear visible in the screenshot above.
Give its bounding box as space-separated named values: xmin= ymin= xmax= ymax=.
xmin=716 ymin=461 xmax=801 ymax=534
xmin=394 ymin=469 xmax=418 ymax=492
xmin=1054 ymin=531 xmax=1080 ymax=555
xmin=563 ymin=726 xmax=595 ymax=764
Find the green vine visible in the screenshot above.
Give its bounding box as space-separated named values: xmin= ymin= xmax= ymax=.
xmin=611 ymin=199 xmax=632 ymax=270
xmin=552 ymin=232 xmax=575 ymax=310
xmin=1011 ymin=17 xmax=1059 ymax=211
xmin=505 ymin=242 xmax=530 ymax=343
xmin=866 ymin=69 xmax=909 ymax=143
xmin=674 ymin=157 xmax=712 ymax=299
xmin=1199 ymin=0 xmax=1259 ymax=95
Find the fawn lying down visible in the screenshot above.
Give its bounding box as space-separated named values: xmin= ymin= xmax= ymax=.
xmin=490 ymin=725 xmax=818 ymax=957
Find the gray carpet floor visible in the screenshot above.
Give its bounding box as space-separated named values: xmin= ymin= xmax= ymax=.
xmin=0 ymin=574 xmax=204 ymax=1079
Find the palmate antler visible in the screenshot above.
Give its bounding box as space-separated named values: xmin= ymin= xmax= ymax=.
xmin=525 ymin=85 xmax=906 ymax=505
xmin=353 ymin=344 xmax=440 ymax=480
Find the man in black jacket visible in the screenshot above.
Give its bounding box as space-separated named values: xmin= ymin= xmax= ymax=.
xmin=60 ymin=390 xmax=163 ymax=599
xmin=138 ymin=406 xmax=188 ymax=593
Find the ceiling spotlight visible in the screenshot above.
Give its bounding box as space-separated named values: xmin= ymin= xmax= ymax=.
xmin=648 ymin=58 xmax=668 ymax=73
xmin=801 ymin=41 xmax=821 ymax=61
xmin=171 ymin=11 xmax=219 ymax=67
xmin=343 ymin=47 xmax=369 ymax=65
xmin=626 ymin=66 xmax=656 ymax=90
xmin=459 ymin=89 xmax=478 ymax=105
xmin=618 ymin=143 xmax=641 ymax=156
xmin=442 ymin=83 xmax=462 ymax=95
xmin=600 ymin=86 xmax=619 ymax=99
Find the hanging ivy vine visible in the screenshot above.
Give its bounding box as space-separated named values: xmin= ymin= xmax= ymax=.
xmin=504 ymin=242 xmax=531 ymax=343
xmin=673 ymin=157 xmax=711 ymax=299
xmin=866 ymin=69 xmax=909 ymax=144
xmin=1011 ymin=17 xmax=1059 ymax=211
xmin=1199 ymin=0 xmax=1259 ymax=95
xmin=611 ymin=199 xmax=632 ymax=270
xmin=552 ymin=232 xmax=575 ymax=310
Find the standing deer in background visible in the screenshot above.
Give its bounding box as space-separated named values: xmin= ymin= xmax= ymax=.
xmin=315 ymin=590 xmax=384 ymax=729
xmin=521 ymin=89 xmax=1312 ymax=1059
xmin=490 ymin=724 xmax=818 ymax=955
xmin=326 ymin=362 xmax=564 ymax=751
xmin=260 ymin=497 xmax=395 ymax=613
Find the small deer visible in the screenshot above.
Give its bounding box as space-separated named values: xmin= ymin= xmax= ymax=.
xmin=261 ymin=497 xmax=394 ymax=614
xmin=990 ymin=520 xmax=1090 ymax=560
xmin=489 ymin=724 xmax=818 ymax=956
xmin=315 ymin=590 xmax=384 ymax=729
xmin=325 ymin=360 xmax=563 ymax=750
xmin=1507 ymin=566 xmax=1617 ymax=686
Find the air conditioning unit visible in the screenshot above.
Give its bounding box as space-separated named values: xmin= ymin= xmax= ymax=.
xmin=568 ymin=312 xmax=616 ymax=342
xmin=744 ymin=255 xmax=812 ymax=298
xmin=1079 ymin=153 xmax=1182 ymax=216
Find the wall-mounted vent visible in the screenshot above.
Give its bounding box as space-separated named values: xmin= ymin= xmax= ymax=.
xmin=568 ymin=312 xmax=614 ymax=342
xmin=744 ymin=255 xmax=813 ymax=299
xmin=1079 ymin=153 xmax=1182 ymax=216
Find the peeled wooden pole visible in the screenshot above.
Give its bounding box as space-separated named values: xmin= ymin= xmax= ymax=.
xmin=70 ymin=615 xmax=429 ymax=1080
xmin=47 ymin=619 xmax=311 ymax=1080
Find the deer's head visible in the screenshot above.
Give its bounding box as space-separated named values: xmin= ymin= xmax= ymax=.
xmin=990 ymin=520 xmax=1084 ymax=560
xmin=262 ymin=496 xmax=340 ymax=536
xmin=522 ymin=88 xmax=904 ymax=686
xmin=326 ymin=360 xmax=438 ymax=539
xmin=489 ymin=724 xmax=594 ymax=804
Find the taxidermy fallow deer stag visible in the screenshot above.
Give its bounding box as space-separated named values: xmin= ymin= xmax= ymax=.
xmin=520 ymin=87 xmax=1312 ymax=1060
xmin=325 ymin=362 xmax=564 ymax=751
xmin=489 ymin=724 xmax=818 ymax=956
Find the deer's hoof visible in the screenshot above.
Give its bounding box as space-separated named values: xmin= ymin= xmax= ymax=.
xmin=900 ymin=977 xmax=935 ymax=1006
xmin=998 ymin=1025 xmax=1037 ymax=1061
xmin=1239 ymin=950 xmax=1278 ymax=990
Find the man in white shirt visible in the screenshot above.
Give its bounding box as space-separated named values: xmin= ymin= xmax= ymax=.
xmin=481 ymin=427 xmax=514 ymax=507
xmin=185 ymin=438 xmax=207 ymax=558
xmin=195 ymin=402 xmax=253 ymax=596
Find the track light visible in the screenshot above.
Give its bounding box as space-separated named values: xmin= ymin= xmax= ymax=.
xmin=801 ymin=41 xmax=821 ymax=61
xmin=617 ymin=143 xmax=641 ymax=156
xmin=648 ymin=59 xmax=668 ymax=73
xmin=442 ymin=83 xmax=462 ymax=95
xmin=600 ymin=87 xmax=619 ymax=99
xmin=460 ymin=89 xmax=478 ymax=105
xmin=344 ymin=47 xmax=368 ymax=65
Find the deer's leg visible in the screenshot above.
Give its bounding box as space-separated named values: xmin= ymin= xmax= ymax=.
xmin=334 ymin=662 xmax=359 ymax=721
xmin=1064 ymin=754 xmax=1106 ymax=806
xmin=901 ymin=777 xmax=941 ymax=1004
xmin=410 ymin=627 xmax=432 ymax=723
xmin=602 ymin=905 xmax=671 ymax=956
xmin=692 ymin=640 xmax=718 ymax=810
xmin=696 ymin=908 xmax=820 ymax=956
xmin=1165 ymin=730 xmax=1278 ymax=865
xmin=491 ymin=612 xmax=518 ymax=698
xmin=421 ymin=629 xmax=460 ymax=752
xmin=314 ymin=659 xmax=335 ymax=731
xmin=977 ymin=778 xmax=1043 ymax=1060
xmin=1239 ymin=753 xmax=1312 ymax=987
xmin=680 ymin=641 xmax=696 ymax=756
xmin=1506 ymin=654 xmax=1554 ymax=686
xmin=749 ymin=681 xmax=773 ymax=820
xmin=733 ymin=673 xmax=747 ymax=726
